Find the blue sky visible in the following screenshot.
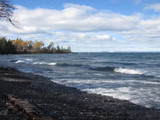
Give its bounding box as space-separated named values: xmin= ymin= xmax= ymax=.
xmin=1 ymin=0 xmax=160 ymax=52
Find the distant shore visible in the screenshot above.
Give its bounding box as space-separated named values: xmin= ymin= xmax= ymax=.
xmin=0 ymin=67 xmax=160 ymax=120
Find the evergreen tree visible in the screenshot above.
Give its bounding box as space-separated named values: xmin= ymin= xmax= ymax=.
xmin=0 ymin=37 xmax=16 ymax=54
xmin=56 ymin=45 xmax=61 ymax=53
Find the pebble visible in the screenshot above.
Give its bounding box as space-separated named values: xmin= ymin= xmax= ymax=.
xmin=1 ymin=67 xmax=160 ymax=120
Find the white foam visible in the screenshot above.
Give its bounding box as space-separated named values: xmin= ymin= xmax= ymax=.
xmin=55 ymin=79 xmax=115 ymax=85
xmin=15 ymin=59 xmax=33 ymax=64
xmin=114 ymin=68 xmax=142 ymax=75
xmin=82 ymin=87 xmax=160 ymax=109
xmin=83 ymin=87 xmax=132 ymax=101
xmin=33 ymin=62 xmax=57 ymax=66
xmin=15 ymin=60 xmax=26 ymax=64
xmin=54 ymin=79 xmax=160 ymax=86
xmin=33 ymin=62 xmax=46 ymax=65
xmin=48 ymin=62 xmax=57 ymax=66
xmin=25 ymin=58 xmax=33 ymax=61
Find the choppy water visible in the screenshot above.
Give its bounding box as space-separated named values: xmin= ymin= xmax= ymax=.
xmin=0 ymin=53 xmax=160 ymax=109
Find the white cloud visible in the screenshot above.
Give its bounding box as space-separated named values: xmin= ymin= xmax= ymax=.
xmin=144 ymin=3 xmax=160 ymax=12
xmin=52 ymin=32 xmax=114 ymax=43
xmin=95 ymin=35 xmax=110 ymax=40
xmin=1 ymin=4 xmax=160 ymax=52
xmin=5 ymin=4 xmax=143 ymax=33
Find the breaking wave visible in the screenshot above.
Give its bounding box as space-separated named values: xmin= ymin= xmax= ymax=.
xmin=33 ymin=62 xmax=57 ymax=66
xmin=114 ymin=68 xmax=143 ymax=75
xmin=15 ymin=60 xmax=26 ymax=64
xmin=13 ymin=58 xmax=33 ymax=64
xmin=91 ymin=66 xmax=143 ymax=75
xmin=14 ymin=59 xmax=145 ymax=76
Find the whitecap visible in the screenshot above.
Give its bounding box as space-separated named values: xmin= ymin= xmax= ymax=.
xmin=48 ymin=62 xmax=57 ymax=66
xmin=33 ymin=62 xmax=57 ymax=66
xmin=25 ymin=58 xmax=33 ymax=61
xmin=15 ymin=60 xmax=26 ymax=64
xmin=33 ymin=62 xmax=46 ymax=65
xmin=114 ymin=68 xmax=142 ymax=75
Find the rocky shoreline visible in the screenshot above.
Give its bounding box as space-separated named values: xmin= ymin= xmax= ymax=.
xmin=0 ymin=67 xmax=160 ymax=120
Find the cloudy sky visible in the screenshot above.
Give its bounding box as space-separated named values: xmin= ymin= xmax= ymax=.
xmin=1 ymin=0 xmax=160 ymax=52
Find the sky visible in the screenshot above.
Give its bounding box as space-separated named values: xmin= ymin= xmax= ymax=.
xmin=1 ymin=0 xmax=160 ymax=52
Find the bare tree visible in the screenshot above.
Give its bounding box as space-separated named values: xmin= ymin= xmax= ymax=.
xmin=0 ymin=0 xmax=15 ymax=25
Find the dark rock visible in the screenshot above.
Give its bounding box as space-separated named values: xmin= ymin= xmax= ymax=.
xmin=0 ymin=109 xmax=9 ymax=116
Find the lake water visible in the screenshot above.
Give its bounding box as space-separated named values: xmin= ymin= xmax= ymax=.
xmin=0 ymin=53 xmax=160 ymax=109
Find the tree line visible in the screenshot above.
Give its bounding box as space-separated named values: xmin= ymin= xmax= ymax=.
xmin=0 ymin=37 xmax=71 ymax=54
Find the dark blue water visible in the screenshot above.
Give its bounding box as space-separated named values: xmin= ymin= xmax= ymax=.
xmin=0 ymin=53 xmax=160 ymax=109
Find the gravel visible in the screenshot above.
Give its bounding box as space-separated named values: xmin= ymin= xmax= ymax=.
xmin=0 ymin=67 xmax=160 ymax=120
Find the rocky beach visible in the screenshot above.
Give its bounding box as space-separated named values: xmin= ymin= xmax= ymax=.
xmin=0 ymin=67 xmax=160 ymax=120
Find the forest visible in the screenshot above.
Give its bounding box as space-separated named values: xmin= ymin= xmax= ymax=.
xmin=0 ymin=37 xmax=71 ymax=54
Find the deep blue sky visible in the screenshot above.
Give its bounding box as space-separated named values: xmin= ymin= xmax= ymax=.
xmin=11 ymin=0 xmax=153 ymax=14
xmin=1 ymin=0 xmax=160 ymax=52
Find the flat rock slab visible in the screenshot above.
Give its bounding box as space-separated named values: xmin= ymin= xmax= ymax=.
xmin=7 ymin=94 xmax=53 ymax=120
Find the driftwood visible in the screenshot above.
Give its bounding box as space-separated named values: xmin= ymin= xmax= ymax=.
xmin=7 ymin=94 xmax=53 ymax=120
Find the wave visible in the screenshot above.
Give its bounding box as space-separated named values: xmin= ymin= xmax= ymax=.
xmin=24 ymin=58 xmax=33 ymax=61
xmin=15 ymin=60 xmax=27 ymax=64
xmin=32 ymin=61 xmax=141 ymax=76
xmin=83 ymin=87 xmax=160 ymax=109
xmin=18 ymin=61 xmax=85 ymax=67
xmin=10 ymin=60 xmax=18 ymax=62
xmin=33 ymin=62 xmax=46 ymax=65
xmin=90 ymin=66 xmax=115 ymax=72
xmin=14 ymin=59 xmax=148 ymax=76
xmin=90 ymin=66 xmax=143 ymax=75
xmin=56 ymin=63 xmax=90 ymax=68
xmin=95 ymin=61 xmax=136 ymax=66
xmin=48 ymin=63 xmax=57 ymax=66
xmin=54 ymin=63 xmax=156 ymax=77
xmin=13 ymin=58 xmax=33 ymax=64
xmin=56 ymin=79 xmax=160 ymax=85
xmin=114 ymin=68 xmax=143 ymax=75
xmin=55 ymin=62 xmax=143 ymax=76
xmin=33 ymin=62 xmax=57 ymax=66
